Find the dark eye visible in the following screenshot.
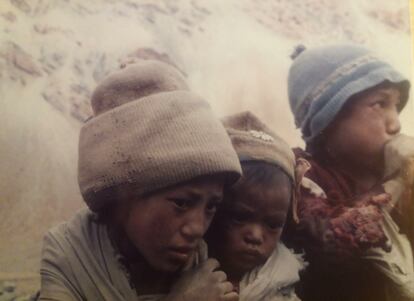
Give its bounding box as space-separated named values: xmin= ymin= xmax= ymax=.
xmin=265 ymin=220 xmax=284 ymax=231
xmin=372 ymin=99 xmax=387 ymax=109
xmin=169 ymin=198 xmax=192 ymax=210
xmin=206 ymin=201 xmax=220 ymax=215
xmin=231 ymin=211 xmax=250 ymax=224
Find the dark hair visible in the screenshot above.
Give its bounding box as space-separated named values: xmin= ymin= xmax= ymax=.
xmin=93 ymin=184 xmax=135 ymax=225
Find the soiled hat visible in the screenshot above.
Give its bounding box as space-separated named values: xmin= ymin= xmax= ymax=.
xmin=78 ymin=60 xmax=242 ymax=211
xmin=221 ymin=111 xmax=295 ymax=180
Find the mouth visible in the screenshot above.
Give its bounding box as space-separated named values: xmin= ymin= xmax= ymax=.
xmin=166 ymin=246 xmax=195 ymax=263
xmin=238 ymin=249 xmax=264 ymax=264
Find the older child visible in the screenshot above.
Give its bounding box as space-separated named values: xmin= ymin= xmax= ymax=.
xmin=285 ymin=44 xmax=414 ymax=301
xmin=39 ymin=60 xmax=242 ymax=301
xmin=206 ymin=111 xmax=307 ymax=301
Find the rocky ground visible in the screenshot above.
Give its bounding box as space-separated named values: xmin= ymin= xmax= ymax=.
xmin=0 ymin=281 xmax=38 ymax=301
xmin=0 ymin=0 xmax=412 ymax=297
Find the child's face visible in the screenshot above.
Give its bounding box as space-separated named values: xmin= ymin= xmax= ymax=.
xmin=212 ymin=177 xmax=291 ymax=278
xmin=117 ymin=176 xmax=224 ymax=272
xmin=323 ymin=85 xmax=401 ymax=170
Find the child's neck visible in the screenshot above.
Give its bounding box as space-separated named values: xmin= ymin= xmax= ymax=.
xmin=107 ymin=222 xmax=175 ymax=295
xmin=129 ymin=260 xmax=175 ymax=295
xmin=219 ymin=262 xmax=244 ymax=290
xmin=330 ymin=156 xmax=383 ymax=193
xmin=227 ymin=270 xmax=243 ymax=285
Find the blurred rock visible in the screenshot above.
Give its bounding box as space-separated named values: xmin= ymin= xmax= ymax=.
xmin=0 ymin=281 xmax=38 ymax=301
xmin=10 ymin=0 xmax=31 ymax=14
xmin=244 ymin=0 xmax=367 ymax=43
xmin=73 ymin=59 xmax=84 ymax=76
xmin=119 ymin=48 xmax=185 ymax=75
xmin=70 ymin=99 xmax=92 ymax=122
xmin=69 ymin=83 xmax=92 ymax=121
xmin=2 ymin=281 xmax=16 ymax=293
xmin=38 ymin=49 xmax=65 ymax=75
xmin=92 ymin=53 xmax=108 ymax=83
xmin=1 ymin=12 xmax=17 ymax=23
xmin=10 ymin=43 xmax=42 ymax=76
xmin=368 ymin=8 xmax=409 ymax=32
xmin=41 ymin=88 xmax=66 ymax=114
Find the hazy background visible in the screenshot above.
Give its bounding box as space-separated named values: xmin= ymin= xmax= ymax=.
xmin=0 ymin=0 xmax=412 ymax=295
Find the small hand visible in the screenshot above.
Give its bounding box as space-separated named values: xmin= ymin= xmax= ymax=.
xmin=167 ymin=259 xmax=238 ymax=301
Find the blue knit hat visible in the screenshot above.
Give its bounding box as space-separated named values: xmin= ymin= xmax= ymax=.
xmin=288 ymin=44 xmax=410 ymax=144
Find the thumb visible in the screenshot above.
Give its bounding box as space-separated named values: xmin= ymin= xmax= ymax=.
xmin=371 ymin=193 xmax=391 ymax=207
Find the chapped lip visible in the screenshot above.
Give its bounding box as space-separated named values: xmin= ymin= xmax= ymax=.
xmin=238 ymin=249 xmax=264 ymax=261
xmin=168 ymin=245 xmax=195 ymax=253
xmin=167 ymin=246 xmax=195 ymax=262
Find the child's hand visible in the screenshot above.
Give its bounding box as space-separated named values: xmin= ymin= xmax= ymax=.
xmin=383 ymin=134 xmax=414 ymax=214
xmin=384 ymin=134 xmax=414 ymax=179
xmin=301 ymin=177 xmax=327 ymax=199
xmin=370 ymin=193 xmax=392 ymax=207
xmin=167 ymin=259 xmax=238 ymax=301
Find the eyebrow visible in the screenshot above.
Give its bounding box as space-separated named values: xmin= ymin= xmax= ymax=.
xmin=265 ymin=212 xmax=287 ymax=220
xmin=209 ymin=195 xmax=223 ymax=203
xmin=229 ymin=202 xmax=255 ymax=213
xmin=374 ymin=89 xmax=401 ymax=99
xmin=178 ymin=190 xmax=223 ymax=202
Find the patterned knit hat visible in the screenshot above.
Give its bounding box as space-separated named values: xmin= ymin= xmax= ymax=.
xmin=78 ymin=60 xmax=242 ymax=211
xmin=222 ymin=111 xmax=295 ymax=180
xmin=288 ymin=44 xmax=410 ymax=143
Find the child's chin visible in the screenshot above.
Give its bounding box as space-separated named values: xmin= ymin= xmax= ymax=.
xmin=150 ymin=258 xmax=184 ymax=273
xmin=233 ymin=259 xmax=260 ymax=274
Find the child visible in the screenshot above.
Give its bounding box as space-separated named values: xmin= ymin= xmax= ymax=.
xmin=284 ymin=44 xmax=414 ymax=301
xmin=206 ymin=111 xmax=307 ymax=301
xmin=39 ymin=60 xmax=242 ymax=301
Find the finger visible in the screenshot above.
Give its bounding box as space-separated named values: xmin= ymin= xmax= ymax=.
xmin=203 ymin=258 xmax=220 ymax=272
xmin=213 ymin=270 xmax=227 ymax=282
xmin=372 ymin=193 xmax=390 ymax=202
xmin=371 ymin=193 xmax=391 ymax=206
xmin=222 ymin=291 xmax=239 ymax=301
xmin=220 ymin=281 xmax=234 ymax=294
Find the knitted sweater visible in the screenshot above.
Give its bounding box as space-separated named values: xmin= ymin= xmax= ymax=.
xmin=283 ymin=148 xmax=414 ymax=301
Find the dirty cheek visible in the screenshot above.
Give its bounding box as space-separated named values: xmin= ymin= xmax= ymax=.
xmin=149 ymin=211 xmax=174 ymax=241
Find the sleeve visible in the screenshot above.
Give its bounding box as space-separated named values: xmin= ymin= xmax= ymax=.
xmin=363 ymin=210 xmax=414 ymax=300
xmin=39 ymin=230 xmax=83 ymax=301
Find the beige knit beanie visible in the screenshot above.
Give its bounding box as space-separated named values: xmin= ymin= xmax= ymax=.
xmin=222 ymin=111 xmax=295 ymax=180
xmin=78 ymin=60 xmax=242 ymax=212
xmin=222 ymin=111 xmax=309 ymax=222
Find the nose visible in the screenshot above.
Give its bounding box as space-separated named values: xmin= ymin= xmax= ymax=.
xmin=244 ymin=224 xmax=264 ymax=246
xmin=386 ymin=109 xmax=401 ymax=136
xmin=180 ymin=209 xmax=208 ymax=242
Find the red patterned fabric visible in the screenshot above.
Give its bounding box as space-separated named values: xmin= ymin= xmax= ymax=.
xmin=291 ymin=148 xmax=390 ymax=258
